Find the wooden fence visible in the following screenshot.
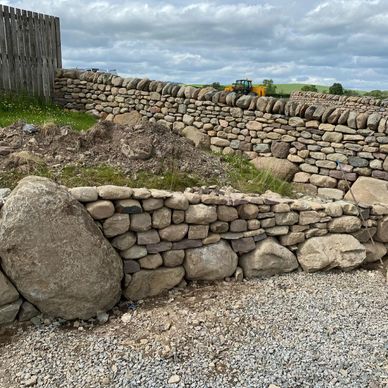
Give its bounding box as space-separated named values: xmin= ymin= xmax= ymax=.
xmin=0 ymin=4 xmax=62 ymax=100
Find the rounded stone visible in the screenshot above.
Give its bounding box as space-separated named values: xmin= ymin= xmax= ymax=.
xmin=0 ymin=177 xmax=123 ymax=320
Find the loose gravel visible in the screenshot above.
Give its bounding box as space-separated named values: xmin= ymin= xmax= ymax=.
xmin=0 ymin=270 xmax=387 ymax=388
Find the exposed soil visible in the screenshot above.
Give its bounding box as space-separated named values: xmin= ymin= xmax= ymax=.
xmin=0 ymin=120 xmax=227 ymax=181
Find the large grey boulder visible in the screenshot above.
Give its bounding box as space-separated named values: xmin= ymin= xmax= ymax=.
xmin=297 ymin=234 xmax=366 ymax=272
xmin=0 ymin=271 xmax=19 ymax=306
xmin=251 ymin=157 xmax=299 ymax=181
xmin=0 ymin=176 xmax=123 ymax=320
xmin=124 ymin=267 xmax=185 ymax=300
xmin=344 ymin=177 xmax=388 ymax=205
xmin=184 ymin=240 xmax=238 ymax=280
xmin=239 ymin=238 xmax=298 ymax=278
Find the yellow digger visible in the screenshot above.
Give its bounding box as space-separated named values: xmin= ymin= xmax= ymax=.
xmin=224 ymin=79 xmax=266 ymax=96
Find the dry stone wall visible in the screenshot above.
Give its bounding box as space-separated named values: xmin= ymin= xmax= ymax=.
xmin=54 ymin=70 xmax=388 ymax=196
xmin=1 ymin=179 xmax=387 ymax=325
xmin=291 ymin=91 xmax=388 ymax=117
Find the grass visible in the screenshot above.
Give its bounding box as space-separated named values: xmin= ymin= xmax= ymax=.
xmin=221 ymin=154 xmax=293 ymax=197
xmin=0 ymin=92 xmax=96 ymax=131
xmin=0 ymin=154 xmax=293 ymax=197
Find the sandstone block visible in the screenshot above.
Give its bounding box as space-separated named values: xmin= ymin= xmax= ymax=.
xmin=188 ymin=225 xmax=209 ymax=240
xmin=239 ymin=238 xmax=298 ymax=278
xmin=130 ymin=213 xmax=152 ymax=232
xmin=124 ymin=267 xmax=185 ymax=300
xmin=103 ymin=214 xmax=130 ymax=237
xmin=86 ymin=200 xmax=115 ymax=220
xmin=163 ymin=250 xmax=185 ymax=267
xmin=184 ymin=241 xmax=237 ymax=280
xmin=297 ymin=234 xmax=366 ymax=272
xmin=186 ymin=204 xmax=217 ymax=224
xmin=328 ymin=216 xmax=362 ymax=233
xmin=139 ymin=254 xmax=163 ymax=270
xmin=217 ymin=206 xmax=238 ymax=222
xmin=111 ymin=232 xmax=136 ymax=250
xmin=97 ymin=185 xmax=132 ymax=200
xmin=159 ymin=224 xmax=188 ymax=241
xmin=152 ymin=207 xmax=172 ymax=229
xmin=69 ymin=187 xmax=98 ymax=202
xmin=137 ymin=230 xmax=160 ymax=245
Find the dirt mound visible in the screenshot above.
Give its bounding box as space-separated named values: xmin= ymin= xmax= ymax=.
xmin=0 ymin=121 xmax=227 ymax=180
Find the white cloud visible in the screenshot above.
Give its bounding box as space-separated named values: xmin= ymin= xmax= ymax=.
xmin=5 ymin=0 xmax=388 ymax=89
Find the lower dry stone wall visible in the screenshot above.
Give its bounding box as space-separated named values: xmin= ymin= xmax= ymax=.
xmin=0 ymin=176 xmax=387 ymax=325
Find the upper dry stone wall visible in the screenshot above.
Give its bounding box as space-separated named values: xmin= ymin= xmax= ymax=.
xmin=291 ymin=91 xmax=388 ymax=117
xmin=54 ymin=70 xmax=388 ymax=194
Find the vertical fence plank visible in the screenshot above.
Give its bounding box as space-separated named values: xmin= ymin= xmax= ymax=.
xmin=0 ymin=5 xmax=61 ymax=99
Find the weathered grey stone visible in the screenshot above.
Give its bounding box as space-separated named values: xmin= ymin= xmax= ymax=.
xmin=230 ymin=219 xmax=248 ymax=232
xmin=152 ymin=207 xmax=172 ymax=229
xmin=137 ymin=230 xmax=160 ymax=245
xmin=363 ymin=241 xmax=387 ymax=263
xmin=159 ymin=224 xmax=188 ymax=241
xmin=217 ymin=206 xmax=238 ymax=222
xmin=97 ymin=185 xmax=132 ymax=200
xmin=142 ymin=198 xmax=164 ymax=211
xmin=238 ymin=204 xmax=259 ymax=220
xmin=69 ymin=187 xmax=98 ymax=202
xmin=299 ymin=211 xmax=321 ymax=225
xmin=309 ymin=175 xmax=337 ymax=188
xmin=0 ymin=299 xmax=22 ymax=325
xmin=188 ymin=225 xmax=209 ymax=240
xmin=165 ymin=193 xmax=189 ymax=210
xmin=130 ymin=213 xmax=152 ymax=232
xmin=184 ymin=240 xmax=237 ymax=280
xmin=210 ymin=221 xmax=229 ymax=233
xmin=367 ymin=113 xmax=381 ymax=131
xmin=113 ymin=111 xmax=142 ymax=127
xmin=111 ymin=232 xmax=136 ymax=250
xmin=344 ymin=177 xmax=388 ymax=205
xmin=231 ymin=237 xmax=256 ymax=253
xmin=181 ymin=126 xmax=210 ymax=149
xmin=271 ymin=141 xmax=290 ymax=159
xmin=103 ymin=213 xmax=130 ymax=237
xmin=297 ymin=234 xmax=366 ymax=272
xmin=279 ymin=232 xmax=305 ymax=246
xmin=275 ymin=212 xmax=299 ymax=226
xmin=328 ymin=216 xmax=362 ymax=233
xmin=163 ymin=250 xmax=185 ymax=267
xmin=239 ymin=238 xmax=298 ymax=278
xmin=86 ymin=200 xmax=115 ymax=220
xmin=0 ymin=177 xmax=122 ymax=320
xmin=251 ymin=157 xmax=299 ymax=181
xmin=146 ymin=241 xmax=173 ymax=253
xmin=0 ymin=271 xmax=19 ymax=306
xmin=124 ymin=267 xmax=185 ymax=300
xmin=121 ymin=245 xmax=148 ymax=259
xmin=138 ymin=254 xmax=163 ymax=270
xmin=186 ymin=204 xmax=217 ymax=224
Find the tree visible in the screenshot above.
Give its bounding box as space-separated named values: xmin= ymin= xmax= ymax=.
xmin=263 ymin=79 xmax=277 ymax=95
xmin=301 ymin=84 xmax=318 ymax=92
xmin=329 ymin=83 xmax=344 ymax=95
xmin=211 ymin=82 xmax=223 ymax=91
xmin=343 ymin=89 xmax=360 ymax=97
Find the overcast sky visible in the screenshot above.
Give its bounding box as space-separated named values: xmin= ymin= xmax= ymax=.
xmin=4 ymin=0 xmax=388 ymax=90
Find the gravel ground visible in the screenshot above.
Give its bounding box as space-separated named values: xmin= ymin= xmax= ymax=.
xmin=0 ymin=270 xmax=387 ymax=388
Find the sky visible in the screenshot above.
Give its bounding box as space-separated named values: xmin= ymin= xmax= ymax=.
xmin=4 ymin=0 xmax=388 ymax=90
